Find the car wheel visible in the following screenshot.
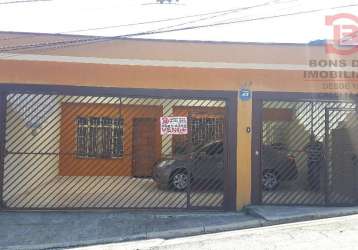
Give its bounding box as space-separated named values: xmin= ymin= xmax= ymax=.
xmin=262 ymin=170 xmax=279 ymax=191
xmin=171 ymin=170 xmax=189 ymax=191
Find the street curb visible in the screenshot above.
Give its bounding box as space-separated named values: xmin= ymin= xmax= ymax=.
xmin=74 ymin=214 xmax=358 ymax=250
xmin=244 ymin=205 xmax=358 ymax=225
xmin=4 ymin=207 xmax=358 ymax=250
xmin=2 ymin=217 xmax=265 ymax=250
xmin=3 ymin=234 xmax=150 ymax=250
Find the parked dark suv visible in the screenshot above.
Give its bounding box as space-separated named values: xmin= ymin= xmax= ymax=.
xmin=153 ymin=141 xmax=298 ymax=191
xmin=153 ymin=141 xmax=224 ymax=191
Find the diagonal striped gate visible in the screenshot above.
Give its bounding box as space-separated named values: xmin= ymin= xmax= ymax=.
xmin=259 ymin=99 xmax=358 ymax=206
xmin=0 ymin=85 xmax=236 ymax=210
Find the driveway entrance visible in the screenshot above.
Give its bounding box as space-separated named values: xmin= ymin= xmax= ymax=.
xmin=252 ymin=92 xmax=358 ymax=206
xmin=0 ymin=84 xmax=237 ymax=211
xmin=325 ymin=107 xmax=358 ymax=204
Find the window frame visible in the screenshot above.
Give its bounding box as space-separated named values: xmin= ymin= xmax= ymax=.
xmin=75 ymin=116 xmax=124 ymax=159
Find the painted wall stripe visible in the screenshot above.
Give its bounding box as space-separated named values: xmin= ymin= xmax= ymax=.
xmin=1 ymin=53 xmax=358 ymax=72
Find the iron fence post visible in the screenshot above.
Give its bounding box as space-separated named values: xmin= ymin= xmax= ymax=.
xmin=324 ymin=108 xmax=329 ymax=205
xmin=0 ymin=92 xmax=7 ymax=209
xmin=223 ymin=92 xmax=237 ymax=211
xmin=251 ymin=97 xmax=262 ymax=205
xmin=186 ymin=113 xmax=192 ymax=209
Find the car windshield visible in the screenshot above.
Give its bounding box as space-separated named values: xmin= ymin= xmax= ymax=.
xmin=198 ymin=142 xmax=223 ymax=156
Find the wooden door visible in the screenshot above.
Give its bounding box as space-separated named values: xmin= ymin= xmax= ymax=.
xmin=132 ymin=118 xmax=157 ymax=177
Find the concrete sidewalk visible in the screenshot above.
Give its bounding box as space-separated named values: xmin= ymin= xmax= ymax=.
xmin=0 ymin=211 xmax=263 ymax=250
xmin=1 ymin=206 xmax=358 ymax=250
xmin=72 ymin=214 xmax=358 ymax=250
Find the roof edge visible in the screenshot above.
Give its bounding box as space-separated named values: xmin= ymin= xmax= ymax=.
xmin=0 ymin=30 xmax=326 ymax=48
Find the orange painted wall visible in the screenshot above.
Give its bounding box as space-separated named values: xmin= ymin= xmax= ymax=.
xmin=59 ymin=103 xmax=162 ymax=176
xmin=0 ymin=60 xmax=357 ymax=93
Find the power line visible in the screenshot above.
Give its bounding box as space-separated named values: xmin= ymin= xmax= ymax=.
xmin=0 ymin=0 xmax=52 ymax=5
xmin=0 ymin=2 xmax=271 ymax=42
xmin=159 ymin=3 xmax=358 ymax=35
xmin=150 ymin=0 xmax=301 ymax=33
xmin=136 ymin=1 xmax=275 ymax=33
xmin=65 ymin=5 xmax=262 ymax=34
xmin=0 ymin=2 xmax=356 ymax=56
xmin=0 ymin=1 xmax=295 ymax=51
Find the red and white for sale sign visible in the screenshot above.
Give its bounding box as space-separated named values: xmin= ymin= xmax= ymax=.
xmin=160 ymin=116 xmax=188 ymax=135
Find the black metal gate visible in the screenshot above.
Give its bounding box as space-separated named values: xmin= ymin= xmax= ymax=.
xmin=256 ymin=96 xmax=358 ymax=206
xmin=0 ymin=84 xmax=236 ymax=210
xmin=325 ymin=107 xmax=358 ymax=205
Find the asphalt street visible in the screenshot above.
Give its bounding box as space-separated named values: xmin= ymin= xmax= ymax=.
xmin=72 ymin=214 xmax=358 ymax=250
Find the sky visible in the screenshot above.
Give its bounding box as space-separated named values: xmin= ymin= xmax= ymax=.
xmin=0 ymin=0 xmax=358 ymax=43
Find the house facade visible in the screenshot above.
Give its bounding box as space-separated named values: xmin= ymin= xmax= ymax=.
xmin=0 ymin=32 xmax=357 ymax=210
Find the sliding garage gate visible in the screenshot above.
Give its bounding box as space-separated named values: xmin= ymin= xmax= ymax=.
xmin=253 ymin=93 xmax=358 ymax=206
xmin=0 ymin=85 xmax=236 ymax=210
